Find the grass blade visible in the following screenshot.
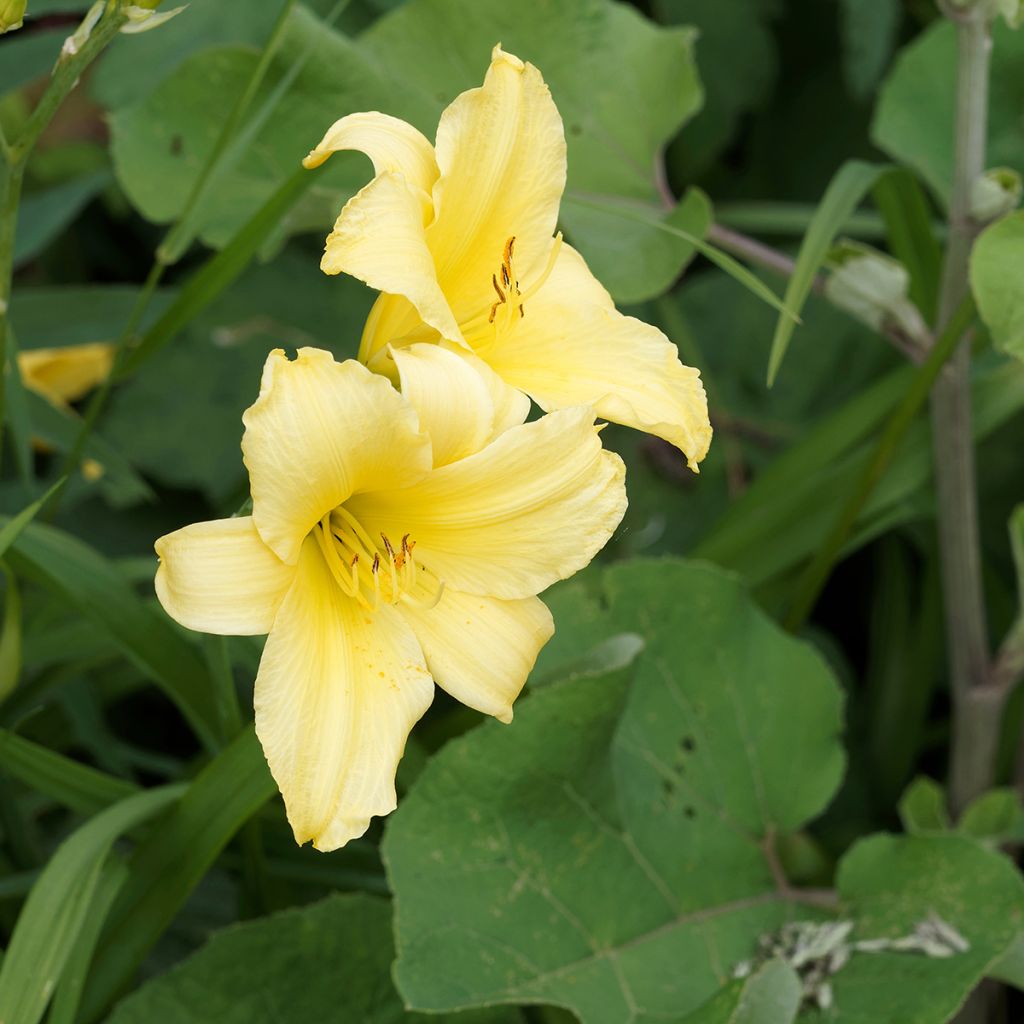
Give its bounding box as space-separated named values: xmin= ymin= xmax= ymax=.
xmin=767 ymin=160 xmax=889 ymax=385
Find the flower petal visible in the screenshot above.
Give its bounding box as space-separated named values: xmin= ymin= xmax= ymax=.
xmin=483 ymin=244 xmax=713 ymax=469
xmin=242 ymin=349 xmax=431 ymax=565
xmin=347 ymin=406 xmax=627 ymax=600
xmin=19 ymin=342 xmax=113 ymax=407
xmin=427 ymin=45 xmax=567 ymax=327
xmin=391 ymin=343 xmax=528 ymax=467
xmin=154 ymin=516 xmax=294 ymax=636
xmin=321 ymin=172 xmax=463 ymax=345
xmin=399 ymin=589 xmax=553 ymax=723
xmin=255 ymin=537 xmax=433 ymax=852
xmin=302 ymin=111 xmax=439 ymax=200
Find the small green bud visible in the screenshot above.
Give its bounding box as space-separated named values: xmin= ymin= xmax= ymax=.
xmin=121 ymin=2 xmax=186 ymax=34
xmin=824 ymin=240 xmax=928 ymax=345
xmin=0 ymin=0 xmax=27 ymax=34
xmin=971 ymin=167 xmax=1023 ymax=222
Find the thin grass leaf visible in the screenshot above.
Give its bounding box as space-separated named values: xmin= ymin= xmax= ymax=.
xmin=3 ymin=326 xmax=34 ymax=491
xmin=0 ymin=477 xmax=64 ymax=561
xmin=0 ymin=563 xmax=20 ymax=703
xmin=0 ymin=728 xmax=139 ymax=816
xmin=4 ymin=520 xmax=218 ymax=750
xmin=767 ymin=160 xmax=889 ymax=385
xmin=562 ymin=192 xmax=799 ymax=321
xmin=0 ymin=784 xmax=183 ymax=1024
xmin=81 ymin=726 xmax=276 ymax=1022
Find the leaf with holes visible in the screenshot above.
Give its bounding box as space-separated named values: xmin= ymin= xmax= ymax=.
xmin=385 ymin=559 xmax=1024 ymax=1023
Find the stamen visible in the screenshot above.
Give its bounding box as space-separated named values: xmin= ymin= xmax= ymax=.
xmin=516 ymin=232 xmax=563 ymax=307
xmin=489 ymin=273 xmax=505 ymax=324
xmin=381 ymin=533 xmax=400 ymax=603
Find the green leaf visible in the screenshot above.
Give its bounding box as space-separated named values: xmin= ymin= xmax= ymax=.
xmin=831 ymin=834 xmax=1024 ymax=1019
xmin=837 ymin=0 xmax=901 ymax=99
xmin=970 ymin=210 xmax=1024 ymax=361
xmin=898 ymin=777 xmax=950 ymax=835
xmin=0 ymin=784 xmax=183 ymax=1024
xmin=0 ymin=562 xmax=21 ymax=703
xmin=872 ymin=20 xmax=1024 ymax=207
xmin=106 ymin=893 xmax=521 ymax=1024
xmin=957 ymin=788 xmax=1024 ymax=844
xmin=767 ymin=160 xmax=889 ymax=386
xmin=109 ymin=0 xmax=708 ymax=302
xmin=385 ymin=559 xmax=845 ymax=1023
xmin=81 ymin=726 xmax=277 ymax=1021
xmin=0 ymin=727 xmax=139 ymax=816
xmin=0 ymin=27 xmax=67 ymax=95
xmin=5 ymin=520 xmax=218 ymax=749
xmin=679 ymin=960 xmax=801 ymax=1024
xmin=989 ymin=933 xmax=1024 ymax=989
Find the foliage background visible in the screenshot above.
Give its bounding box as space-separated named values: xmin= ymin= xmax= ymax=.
xmin=1 ymin=0 xmax=1023 ymax=1022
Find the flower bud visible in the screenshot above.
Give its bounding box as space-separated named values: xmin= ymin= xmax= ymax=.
xmin=824 ymin=240 xmax=928 ymax=344
xmin=971 ymin=167 xmax=1023 ymax=223
xmin=0 ymin=0 xmax=26 ymax=34
xmin=121 ymin=2 xmax=186 ymax=34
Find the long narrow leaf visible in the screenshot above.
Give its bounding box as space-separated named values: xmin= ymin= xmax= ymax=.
xmin=4 ymin=521 xmax=218 ymax=749
xmin=767 ymin=160 xmax=889 ymax=385
xmin=0 ymin=784 xmax=183 ymax=1024
xmin=81 ymin=727 xmax=276 ymax=1021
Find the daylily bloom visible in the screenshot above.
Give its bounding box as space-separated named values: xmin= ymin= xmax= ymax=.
xmin=19 ymin=342 xmax=113 ymax=409
xmin=304 ymin=45 xmax=712 ymax=470
xmin=154 ymin=346 xmax=626 ymax=851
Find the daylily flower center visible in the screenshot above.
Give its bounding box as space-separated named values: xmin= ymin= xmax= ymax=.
xmin=313 ymin=506 xmax=444 ymax=612
xmin=480 ymin=232 xmax=564 ymax=336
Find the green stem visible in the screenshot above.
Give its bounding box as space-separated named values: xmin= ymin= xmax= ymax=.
xmin=784 ymin=295 xmax=977 ymax=631
xmin=934 ymin=10 xmax=994 ymax=815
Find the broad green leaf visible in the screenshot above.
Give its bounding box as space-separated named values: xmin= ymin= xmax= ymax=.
xmin=106 ymin=893 xmax=521 ymax=1024
xmin=970 ymin=210 xmax=1024 ymax=361
xmin=5 ymin=521 xmax=218 ymax=749
xmin=0 ymin=784 xmax=183 ymax=1024
xmin=14 ymin=171 xmax=111 ymax=267
xmin=831 ymin=834 xmax=1024 ymax=1019
xmin=387 ymin=559 xmax=1024 ymax=1022
xmin=898 ymin=777 xmax=950 ymax=835
xmin=679 ymin=960 xmax=801 ymax=1024
xmin=386 ymin=559 xmax=845 ymax=1023
xmin=990 ymin=934 xmax=1024 ymax=989
xmin=0 ymin=727 xmax=138 ymax=815
xmin=957 ymin=788 xmax=1024 ymax=845
xmin=81 ymin=727 xmax=277 ymax=1021
xmin=872 ymin=20 xmax=1024 ymax=207
xmin=109 ymin=0 xmax=707 ymax=302
xmin=767 ymin=161 xmax=889 ymax=385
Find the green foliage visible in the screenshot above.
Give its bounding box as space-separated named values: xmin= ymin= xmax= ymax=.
xmin=970 ymin=210 xmax=1024 ymax=361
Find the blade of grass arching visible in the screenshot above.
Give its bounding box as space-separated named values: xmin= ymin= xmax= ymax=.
xmin=0 ymin=477 xmax=64 ymax=561
xmin=766 ymin=160 xmax=889 ymax=386
xmin=784 ymin=295 xmax=977 ymax=630
xmin=561 ymin=192 xmax=798 ymax=322
xmin=4 ymin=521 xmax=219 ymax=750
xmin=872 ymin=169 xmax=943 ymax=321
xmin=47 ymin=858 xmax=127 ymax=1024
xmin=117 ymin=165 xmax=322 ymax=379
xmin=0 ymin=784 xmax=183 ymax=1024
xmin=715 ymin=201 xmax=893 ymax=240
xmin=0 ymin=728 xmax=138 ymax=815
xmin=80 ymin=727 xmax=276 ymax=1022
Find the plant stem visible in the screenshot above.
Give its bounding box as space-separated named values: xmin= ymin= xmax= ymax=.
xmin=935 ymin=10 xmax=994 ymax=815
xmin=706 ymin=222 xmax=926 ymax=361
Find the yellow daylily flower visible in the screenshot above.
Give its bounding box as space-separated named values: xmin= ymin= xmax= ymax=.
xmin=18 ymin=342 xmax=114 ymax=409
xmin=154 ymin=346 xmax=626 ymax=851
xmin=304 ymin=45 xmax=712 ymax=470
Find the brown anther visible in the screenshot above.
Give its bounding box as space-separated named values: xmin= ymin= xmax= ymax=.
xmin=350 ymin=554 xmax=359 ymax=567
xmin=401 ymin=533 xmax=412 ymax=555
xmin=381 ymin=533 xmax=396 ymax=560
xmin=500 ymin=263 xmax=511 ymax=289
xmin=489 ymin=273 xmax=506 ymax=324
xmin=504 ymin=236 xmax=516 ymax=264
xmin=372 ymin=553 xmax=380 ymax=573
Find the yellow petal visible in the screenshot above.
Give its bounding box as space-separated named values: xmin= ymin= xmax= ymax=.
xmin=347 ymin=406 xmax=627 ymax=600
xmin=302 ymin=111 xmax=439 ymax=201
xmin=154 ymin=516 xmax=295 ymax=635
xmin=399 ymin=589 xmax=553 ymax=723
xmin=241 ymin=349 xmax=431 ymax=566
xmin=19 ymin=342 xmax=114 ymax=407
xmin=483 ymin=244 xmax=713 ymax=469
xmin=255 ymin=537 xmax=433 ymax=852
xmin=427 ymin=45 xmax=567 ymax=327
xmin=321 ymin=172 xmax=463 ymax=346
xmin=390 ymin=343 xmax=528 ymax=467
